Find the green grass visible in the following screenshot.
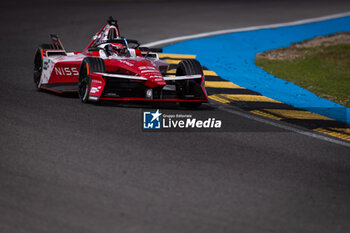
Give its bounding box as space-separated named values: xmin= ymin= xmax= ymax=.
xmin=255 ymin=44 xmax=350 ymax=107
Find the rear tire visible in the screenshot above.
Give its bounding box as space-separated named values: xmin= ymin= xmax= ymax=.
xmin=33 ymin=44 xmax=61 ymax=89
xmin=176 ymin=59 xmax=204 ymax=108
xmin=78 ymin=57 xmax=105 ymax=103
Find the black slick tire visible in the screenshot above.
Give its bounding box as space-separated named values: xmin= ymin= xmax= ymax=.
xmin=176 ymin=59 xmax=204 ymax=108
xmin=78 ymin=57 xmax=105 ymax=103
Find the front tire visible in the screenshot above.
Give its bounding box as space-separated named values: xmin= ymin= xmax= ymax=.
xmin=176 ymin=59 xmax=204 ymax=108
xmin=78 ymin=57 xmax=105 ymax=103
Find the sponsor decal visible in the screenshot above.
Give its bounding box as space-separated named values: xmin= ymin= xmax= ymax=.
xmin=91 ymin=80 xmax=103 ymax=84
xmin=139 ymin=66 xmax=157 ymax=70
xmin=141 ymin=70 xmax=157 ymax=73
xmin=90 ymin=86 xmax=102 ymax=94
xmin=43 ymin=60 xmax=50 ymax=70
xmin=54 ymin=67 xmax=79 ymax=76
xmin=119 ymin=60 xmax=134 ymax=67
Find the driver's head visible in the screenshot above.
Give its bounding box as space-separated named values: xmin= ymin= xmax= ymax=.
xmin=104 ymin=43 xmax=129 ymax=57
xmin=105 ymin=44 xmax=114 ymax=57
xmin=118 ymin=47 xmax=127 ymax=56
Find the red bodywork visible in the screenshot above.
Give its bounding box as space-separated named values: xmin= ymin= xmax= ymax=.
xmin=38 ymin=23 xmax=208 ymax=103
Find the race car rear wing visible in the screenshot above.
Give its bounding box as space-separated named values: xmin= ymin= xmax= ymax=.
xmin=50 ymin=34 xmax=66 ymax=51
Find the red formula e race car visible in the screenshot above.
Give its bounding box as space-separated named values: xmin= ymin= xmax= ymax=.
xmin=33 ymin=17 xmax=208 ymax=107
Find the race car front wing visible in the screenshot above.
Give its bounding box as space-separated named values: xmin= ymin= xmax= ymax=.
xmin=88 ymin=72 xmax=208 ymax=102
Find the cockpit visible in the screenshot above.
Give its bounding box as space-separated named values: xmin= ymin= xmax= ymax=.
xmin=86 ymin=18 xmax=162 ymax=59
xmin=99 ymin=43 xmax=133 ymax=58
xmin=89 ymin=23 xmax=142 ymax=58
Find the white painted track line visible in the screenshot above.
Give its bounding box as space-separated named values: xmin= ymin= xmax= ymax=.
xmin=217 ymin=105 xmax=350 ymax=148
xmin=143 ymin=12 xmax=350 ymax=47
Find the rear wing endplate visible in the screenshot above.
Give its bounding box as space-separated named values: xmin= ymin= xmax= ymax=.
xmin=50 ymin=34 xmax=66 ymax=52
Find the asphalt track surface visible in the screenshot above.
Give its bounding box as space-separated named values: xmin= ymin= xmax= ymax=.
xmin=1 ymin=1 xmax=350 ymax=233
